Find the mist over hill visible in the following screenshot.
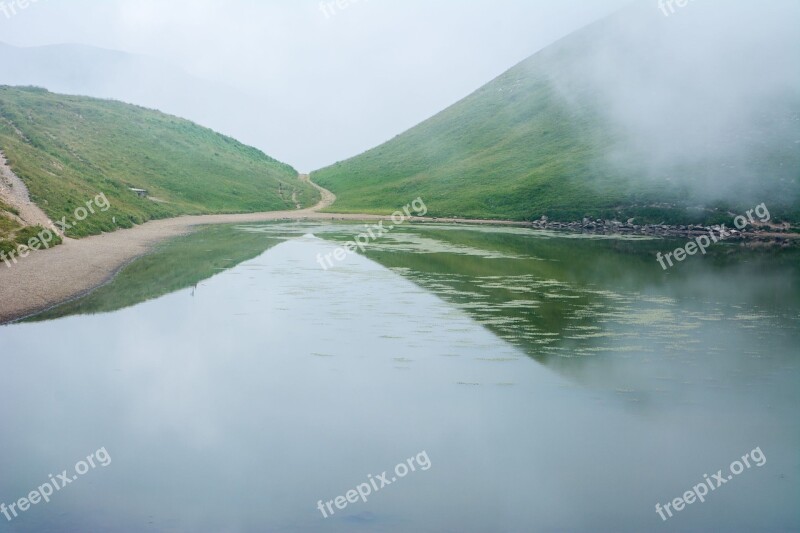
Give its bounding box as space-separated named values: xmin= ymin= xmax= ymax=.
xmin=313 ymin=0 xmax=800 ymax=224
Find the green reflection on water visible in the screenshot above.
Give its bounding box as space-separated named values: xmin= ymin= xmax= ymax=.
xmin=28 ymin=224 xmax=287 ymax=321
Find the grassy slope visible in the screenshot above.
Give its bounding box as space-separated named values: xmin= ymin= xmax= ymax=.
xmin=313 ymin=13 xmax=799 ymax=225
xmin=0 ymin=86 xmax=318 ymax=242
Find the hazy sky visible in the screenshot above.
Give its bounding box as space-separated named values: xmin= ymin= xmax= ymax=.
xmin=0 ymin=0 xmax=631 ymax=170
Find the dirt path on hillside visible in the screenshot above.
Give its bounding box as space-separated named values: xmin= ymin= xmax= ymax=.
xmin=300 ymin=173 xmax=336 ymax=209
xmin=0 ymin=151 xmax=61 ymax=233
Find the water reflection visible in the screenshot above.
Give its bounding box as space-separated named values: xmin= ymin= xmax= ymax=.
xmin=1 ymin=223 xmax=797 ymax=532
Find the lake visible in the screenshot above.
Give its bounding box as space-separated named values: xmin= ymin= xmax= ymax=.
xmin=1 ymin=222 xmax=798 ymax=532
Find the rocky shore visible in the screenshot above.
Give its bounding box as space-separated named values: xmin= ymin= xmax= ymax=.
xmin=524 ymin=217 xmax=799 ymax=245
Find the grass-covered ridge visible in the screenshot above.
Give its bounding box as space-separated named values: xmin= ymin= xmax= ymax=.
xmin=313 ymin=7 xmax=800 ymax=225
xmin=0 ymin=86 xmax=318 ymax=240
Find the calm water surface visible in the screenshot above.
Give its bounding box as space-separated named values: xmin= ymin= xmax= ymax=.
xmin=1 ymin=222 xmax=798 ymax=532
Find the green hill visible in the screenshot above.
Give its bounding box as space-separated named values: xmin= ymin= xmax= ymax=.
xmin=313 ymin=3 xmax=800 ymax=225
xmin=0 ymin=86 xmax=317 ymax=247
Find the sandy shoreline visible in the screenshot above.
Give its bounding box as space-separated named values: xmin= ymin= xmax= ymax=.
xmin=0 ymin=175 xmax=339 ymax=324
xmin=0 ymin=211 xmax=371 ymax=324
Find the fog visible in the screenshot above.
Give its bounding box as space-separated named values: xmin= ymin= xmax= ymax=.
xmin=0 ymin=0 xmax=630 ymax=171
xmin=540 ymin=0 xmax=800 ymax=207
xmin=1 ymin=0 xmax=796 ymax=204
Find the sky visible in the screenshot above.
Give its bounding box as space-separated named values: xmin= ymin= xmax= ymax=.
xmin=0 ymin=0 xmax=631 ymax=170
